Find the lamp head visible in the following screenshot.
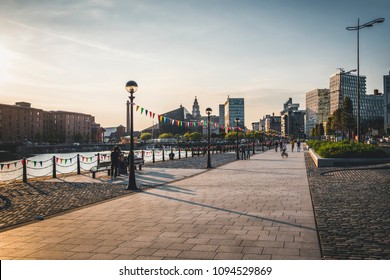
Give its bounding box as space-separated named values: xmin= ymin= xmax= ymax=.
xmin=125 ymin=81 xmax=138 ymax=94
xmin=205 ymin=107 xmax=212 ymax=115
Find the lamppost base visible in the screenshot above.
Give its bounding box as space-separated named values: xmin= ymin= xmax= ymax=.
xmin=126 ymin=186 xmax=141 ymax=191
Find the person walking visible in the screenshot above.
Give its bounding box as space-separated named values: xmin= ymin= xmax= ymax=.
xmin=291 ymin=139 xmax=295 ymax=152
xmin=275 ymin=140 xmax=278 ymax=152
xmin=297 ymin=140 xmax=301 ymax=152
xmin=281 ymin=141 xmax=288 ymax=158
xmin=110 ymin=146 xmax=120 ymax=178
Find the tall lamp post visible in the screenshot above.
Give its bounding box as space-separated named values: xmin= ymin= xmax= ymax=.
xmin=346 ymin=17 xmax=385 ymax=142
xmin=206 ymin=107 xmax=213 ymax=168
xmin=235 ymin=118 xmax=240 ymax=160
xmin=125 ymin=80 xmax=139 ymax=191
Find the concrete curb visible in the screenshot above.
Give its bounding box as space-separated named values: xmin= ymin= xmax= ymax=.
xmin=308 ymin=148 xmax=390 ymax=167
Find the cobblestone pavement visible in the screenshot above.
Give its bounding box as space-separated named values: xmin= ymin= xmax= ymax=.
xmin=0 ymin=152 xmax=237 ymax=230
xmin=146 ymin=152 xmax=237 ymax=169
xmin=305 ymin=152 xmax=390 ymax=259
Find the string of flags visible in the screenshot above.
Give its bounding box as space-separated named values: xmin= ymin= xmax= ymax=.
xmin=133 ymin=103 xmax=243 ymax=131
xmin=0 ymin=154 xmax=110 ymax=171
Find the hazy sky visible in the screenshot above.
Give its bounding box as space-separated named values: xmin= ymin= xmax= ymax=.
xmin=0 ymin=0 xmax=389 ymax=130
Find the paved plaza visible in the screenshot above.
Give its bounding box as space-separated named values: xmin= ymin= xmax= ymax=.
xmin=0 ymin=148 xmax=321 ymax=260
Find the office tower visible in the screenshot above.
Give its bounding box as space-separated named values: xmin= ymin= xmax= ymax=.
xmin=384 ymin=71 xmax=390 ymax=134
xmin=224 ymin=96 xmax=245 ymax=130
xmin=305 ymin=89 xmax=330 ymax=135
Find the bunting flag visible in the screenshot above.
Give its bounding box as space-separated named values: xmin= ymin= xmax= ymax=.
xmin=132 ymin=103 xmax=227 ymax=130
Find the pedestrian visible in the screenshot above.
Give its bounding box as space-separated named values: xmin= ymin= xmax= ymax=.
xmin=246 ymin=145 xmax=251 ymax=159
xmin=110 ymin=146 xmax=121 ymax=178
xmin=240 ymin=144 xmax=246 ymax=160
xmin=275 ymin=140 xmax=278 ymax=152
xmin=297 ymin=140 xmax=301 ymax=152
xmin=291 ymin=139 xmax=295 ymax=152
xmin=281 ymin=141 xmax=288 ymax=157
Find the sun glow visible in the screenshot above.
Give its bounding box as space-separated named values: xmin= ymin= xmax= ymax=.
xmin=0 ymin=46 xmax=14 ymax=83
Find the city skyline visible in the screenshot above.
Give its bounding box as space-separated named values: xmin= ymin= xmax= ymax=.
xmin=0 ymin=0 xmax=389 ymax=130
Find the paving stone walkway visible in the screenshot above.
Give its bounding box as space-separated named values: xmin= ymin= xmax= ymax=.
xmin=0 ymin=148 xmax=320 ymax=260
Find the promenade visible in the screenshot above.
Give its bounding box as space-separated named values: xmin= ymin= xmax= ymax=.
xmin=0 ymin=148 xmax=321 ymax=260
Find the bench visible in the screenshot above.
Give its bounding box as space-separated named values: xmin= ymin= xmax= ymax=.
xmin=90 ymin=161 xmax=111 ymax=178
xmin=132 ymin=156 xmax=145 ymax=170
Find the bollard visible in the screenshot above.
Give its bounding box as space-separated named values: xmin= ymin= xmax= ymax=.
xmin=22 ymin=158 xmax=27 ymax=183
xmin=152 ymin=149 xmax=155 ymax=163
xmin=162 ymin=149 xmax=165 ymax=161
xmin=77 ymin=154 xmax=81 ymax=174
xmin=52 ymin=156 xmax=57 ymax=178
xmin=178 ymin=148 xmax=181 ymax=159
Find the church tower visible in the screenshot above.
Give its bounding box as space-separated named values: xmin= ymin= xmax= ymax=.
xmin=192 ymin=96 xmax=201 ymax=119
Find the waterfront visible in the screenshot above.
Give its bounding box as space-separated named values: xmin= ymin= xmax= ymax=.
xmin=0 ymin=146 xmax=235 ymax=182
xmin=1 ymin=148 xmax=389 ymax=260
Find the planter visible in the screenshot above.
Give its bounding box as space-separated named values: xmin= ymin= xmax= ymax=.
xmin=308 ymin=148 xmax=390 ymax=167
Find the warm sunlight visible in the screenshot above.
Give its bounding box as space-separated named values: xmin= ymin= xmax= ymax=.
xmin=0 ymin=46 xmax=13 ymax=82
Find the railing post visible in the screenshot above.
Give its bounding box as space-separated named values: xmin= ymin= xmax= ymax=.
xmin=197 ymin=147 xmax=200 ymax=156
xmin=77 ymin=154 xmax=81 ymax=174
xmin=22 ymin=158 xmax=27 ymax=183
xmin=52 ymin=156 xmax=57 ymax=178
xmin=185 ymin=148 xmax=188 ymax=158
xmin=162 ymin=149 xmax=165 ymax=162
xmin=178 ymin=148 xmax=181 ymax=159
xmin=191 ymin=147 xmax=194 ymax=157
xmin=152 ymin=149 xmax=155 ymax=163
xmin=97 ymin=153 xmax=100 ymax=166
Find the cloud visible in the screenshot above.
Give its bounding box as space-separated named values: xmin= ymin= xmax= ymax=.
xmin=4 ymin=17 xmax=162 ymax=64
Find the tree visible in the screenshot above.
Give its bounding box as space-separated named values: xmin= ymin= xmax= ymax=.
xmin=326 ymin=116 xmax=334 ymax=136
xmin=319 ymin=123 xmax=324 ymax=137
xmin=189 ymin=132 xmax=202 ymax=141
xmin=341 ymin=97 xmax=355 ymax=140
xmin=158 ymin=133 xmax=174 ymax=139
xmin=140 ymin=132 xmax=152 ymax=141
xmin=225 ymin=131 xmax=245 ymax=141
xmin=332 ymin=108 xmax=343 ymax=138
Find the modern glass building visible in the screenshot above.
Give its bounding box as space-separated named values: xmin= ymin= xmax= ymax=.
xmin=305 ymin=89 xmax=330 ymax=136
xmin=329 ymin=70 xmax=366 ymax=117
xmin=224 ymin=97 xmax=245 ymax=130
xmin=384 ymin=71 xmax=390 ymax=134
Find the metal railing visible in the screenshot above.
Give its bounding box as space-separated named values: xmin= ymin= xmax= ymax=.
xmin=0 ymin=145 xmax=239 ymax=183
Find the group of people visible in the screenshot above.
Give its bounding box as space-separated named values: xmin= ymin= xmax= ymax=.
xmin=239 ymin=144 xmax=251 ymax=160
xmin=110 ymin=146 xmax=125 ymax=178
xmin=273 ymin=139 xmax=302 ymax=153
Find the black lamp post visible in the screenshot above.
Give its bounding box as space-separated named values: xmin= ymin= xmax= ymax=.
xmin=206 ymin=107 xmax=212 ymax=168
xmin=346 ymin=17 xmax=385 ymax=142
xmin=125 ymin=80 xmax=139 ymax=191
xmin=235 ymin=118 xmax=240 ymax=160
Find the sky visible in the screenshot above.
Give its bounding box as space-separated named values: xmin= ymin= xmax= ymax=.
xmin=0 ymin=0 xmax=389 ymax=131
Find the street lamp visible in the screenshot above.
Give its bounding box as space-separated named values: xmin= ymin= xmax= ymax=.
xmin=235 ymin=117 xmax=240 ymax=160
xmin=346 ymin=17 xmax=385 ymax=142
xmin=125 ymin=80 xmax=139 ymax=191
xmin=205 ymin=107 xmax=213 ymax=168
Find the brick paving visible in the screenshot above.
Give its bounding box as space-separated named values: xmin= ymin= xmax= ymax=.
xmin=1 ymin=148 xmax=389 ymax=260
xmin=0 ymin=148 xmax=320 ymax=260
xmin=305 ymin=153 xmax=390 ymax=259
xmin=0 ymin=153 xmax=236 ymax=230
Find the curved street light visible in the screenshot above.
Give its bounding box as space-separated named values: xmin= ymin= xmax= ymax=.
xmin=205 ymin=107 xmax=213 ymax=168
xmin=235 ymin=118 xmax=240 ymax=160
xmin=125 ymin=80 xmax=139 ymax=191
xmin=346 ymin=17 xmax=385 ymax=142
